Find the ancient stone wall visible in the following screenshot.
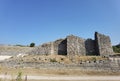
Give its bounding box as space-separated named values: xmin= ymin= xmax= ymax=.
xmin=29 ymin=39 xmax=67 ymax=55
xmin=67 ymin=35 xmax=86 ymax=58
xmin=30 ymin=42 xmax=52 ymax=55
xmin=85 ymin=39 xmax=96 ymax=55
xmin=29 ymin=32 xmax=114 ymax=57
xmin=53 ymin=39 xmax=67 ymax=55
xmin=95 ymin=32 xmax=114 ymax=56
xmin=0 ymin=46 xmax=32 ymax=56
xmin=3 ymin=58 xmax=120 ymax=71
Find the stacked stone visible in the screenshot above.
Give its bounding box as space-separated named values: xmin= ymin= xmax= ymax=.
xmin=29 ymin=42 xmax=52 ymax=55
xmin=29 ymin=39 xmax=67 ymax=55
xmin=85 ymin=39 xmax=96 ymax=55
xmin=67 ymin=35 xmax=86 ymax=58
xmin=28 ymin=32 xmax=114 ymax=57
xmin=95 ymin=32 xmax=114 ymax=57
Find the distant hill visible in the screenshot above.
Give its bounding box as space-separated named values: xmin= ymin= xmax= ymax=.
xmin=113 ymin=43 xmax=120 ymax=53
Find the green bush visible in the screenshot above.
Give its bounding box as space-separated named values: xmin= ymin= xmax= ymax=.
xmin=113 ymin=43 xmax=120 ymax=53
xmin=30 ymin=42 xmax=35 ymax=47
xmin=91 ymin=57 xmax=96 ymax=62
xmin=50 ymin=58 xmax=57 ymax=62
xmin=16 ymin=72 xmax=22 ymax=81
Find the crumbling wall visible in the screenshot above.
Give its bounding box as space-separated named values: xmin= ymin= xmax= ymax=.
xmin=85 ymin=39 xmax=96 ymax=55
xmin=53 ymin=39 xmax=67 ymax=55
xmin=0 ymin=46 xmax=32 ymax=56
xmin=95 ymin=32 xmax=114 ymax=56
xmin=58 ymin=39 xmax=67 ymax=55
xmin=29 ymin=32 xmax=114 ymax=57
xmin=67 ymin=35 xmax=86 ymax=58
xmin=29 ymin=39 xmax=67 ymax=55
xmin=29 ymin=42 xmax=52 ymax=55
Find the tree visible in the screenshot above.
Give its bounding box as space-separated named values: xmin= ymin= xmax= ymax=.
xmin=30 ymin=42 xmax=35 ymax=47
xmin=113 ymin=43 xmax=120 ymax=53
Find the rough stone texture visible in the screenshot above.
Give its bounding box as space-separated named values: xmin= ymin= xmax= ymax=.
xmin=95 ymin=32 xmax=114 ymax=57
xmin=28 ymin=32 xmax=114 ymax=57
xmin=53 ymin=39 xmax=67 ymax=55
xmin=29 ymin=39 xmax=67 ymax=55
xmin=2 ymin=58 xmax=120 ymax=71
xmin=29 ymin=42 xmax=52 ymax=55
xmin=67 ymin=35 xmax=86 ymax=58
xmin=85 ymin=39 xmax=96 ymax=55
xmin=0 ymin=46 xmax=33 ymax=56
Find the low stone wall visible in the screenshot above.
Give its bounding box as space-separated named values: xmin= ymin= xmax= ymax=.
xmin=0 ymin=46 xmax=32 ymax=56
xmin=1 ymin=59 xmax=120 ymax=71
xmin=29 ymin=39 xmax=67 ymax=55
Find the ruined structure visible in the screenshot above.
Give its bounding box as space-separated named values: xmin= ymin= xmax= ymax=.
xmin=29 ymin=32 xmax=114 ymax=57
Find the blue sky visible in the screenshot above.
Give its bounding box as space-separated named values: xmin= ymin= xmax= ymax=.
xmin=0 ymin=0 xmax=120 ymax=45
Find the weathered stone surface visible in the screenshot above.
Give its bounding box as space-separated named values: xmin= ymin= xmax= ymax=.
xmin=0 ymin=46 xmax=32 ymax=56
xmin=95 ymin=32 xmax=114 ymax=57
xmin=28 ymin=32 xmax=114 ymax=57
xmin=29 ymin=39 xmax=67 ymax=55
xmin=29 ymin=42 xmax=52 ymax=55
xmin=67 ymin=35 xmax=86 ymax=58
xmin=53 ymin=39 xmax=67 ymax=55
xmin=85 ymin=39 xmax=96 ymax=55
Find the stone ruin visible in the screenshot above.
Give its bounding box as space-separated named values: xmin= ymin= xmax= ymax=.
xmin=29 ymin=32 xmax=114 ymax=58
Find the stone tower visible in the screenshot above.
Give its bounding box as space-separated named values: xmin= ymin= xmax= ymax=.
xmin=95 ymin=32 xmax=114 ymax=57
xmin=28 ymin=32 xmax=114 ymax=57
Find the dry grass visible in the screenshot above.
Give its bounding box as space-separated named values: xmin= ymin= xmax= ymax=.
xmin=10 ymin=54 xmax=72 ymax=64
xmin=10 ymin=54 xmax=108 ymax=65
xmin=74 ymin=55 xmax=107 ymax=61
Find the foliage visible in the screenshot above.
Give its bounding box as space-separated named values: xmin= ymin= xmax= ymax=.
xmin=113 ymin=43 xmax=120 ymax=53
xmin=15 ymin=44 xmax=26 ymax=47
xmin=30 ymin=42 xmax=35 ymax=47
xmin=16 ymin=72 xmax=22 ymax=81
xmin=91 ymin=57 xmax=96 ymax=62
xmin=61 ymin=58 xmax=64 ymax=61
xmin=50 ymin=58 xmax=57 ymax=62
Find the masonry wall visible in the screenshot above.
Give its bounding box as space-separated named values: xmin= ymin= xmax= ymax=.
xmin=29 ymin=39 xmax=67 ymax=55
xmin=29 ymin=32 xmax=114 ymax=57
xmin=30 ymin=42 xmax=52 ymax=55
xmin=53 ymin=39 xmax=67 ymax=55
xmin=95 ymin=32 xmax=114 ymax=56
xmin=85 ymin=39 xmax=96 ymax=55
xmin=67 ymin=35 xmax=86 ymax=58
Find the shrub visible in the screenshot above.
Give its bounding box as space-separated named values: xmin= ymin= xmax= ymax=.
xmin=91 ymin=57 xmax=96 ymax=62
xmin=61 ymin=58 xmax=64 ymax=61
xmin=50 ymin=58 xmax=57 ymax=62
xmin=30 ymin=42 xmax=35 ymax=47
xmin=16 ymin=72 xmax=22 ymax=81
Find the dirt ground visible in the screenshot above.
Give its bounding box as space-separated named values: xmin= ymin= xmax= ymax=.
xmin=0 ymin=67 xmax=120 ymax=81
xmin=0 ymin=66 xmax=120 ymax=76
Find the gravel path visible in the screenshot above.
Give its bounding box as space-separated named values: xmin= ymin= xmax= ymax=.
xmin=0 ymin=75 xmax=120 ymax=80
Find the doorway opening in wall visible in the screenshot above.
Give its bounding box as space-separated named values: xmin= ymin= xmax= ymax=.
xmin=58 ymin=39 xmax=67 ymax=55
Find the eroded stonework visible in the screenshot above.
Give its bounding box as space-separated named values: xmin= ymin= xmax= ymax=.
xmin=29 ymin=32 xmax=114 ymax=57
xmin=95 ymin=32 xmax=114 ymax=56
xmin=67 ymin=35 xmax=86 ymax=59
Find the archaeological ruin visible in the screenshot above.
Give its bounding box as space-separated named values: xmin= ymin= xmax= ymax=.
xmin=29 ymin=32 xmax=114 ymax=58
